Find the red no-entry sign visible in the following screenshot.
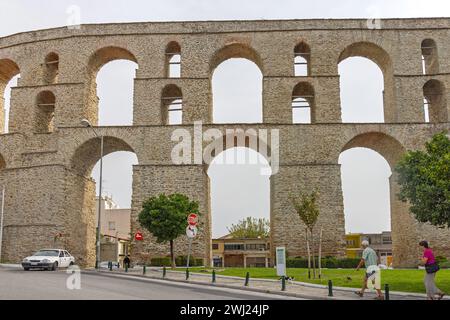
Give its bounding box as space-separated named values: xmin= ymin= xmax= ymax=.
xmin=135 ymin=232 xmax=143 ymax=241
xmin=187 ymin=213 xmax=198 ymax=226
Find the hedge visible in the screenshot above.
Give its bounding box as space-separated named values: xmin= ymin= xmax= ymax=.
xmin=149 ymin=256 xmax=203 ymax=267
xmin=287 ymin=257 xmax=361 ymax=269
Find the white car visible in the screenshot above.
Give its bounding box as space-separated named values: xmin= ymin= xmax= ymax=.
xmin=22 ymin=249 xmax=75 ymax=271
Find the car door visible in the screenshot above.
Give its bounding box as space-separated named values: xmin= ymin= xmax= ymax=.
xmin=64 ymin=251 xmax=73 ymax=266
xmin=59 ymin=250 xmax=67 ymax=267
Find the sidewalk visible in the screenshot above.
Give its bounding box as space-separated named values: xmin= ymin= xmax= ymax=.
xmin=92 ymin=266 xmax=444 ymax=300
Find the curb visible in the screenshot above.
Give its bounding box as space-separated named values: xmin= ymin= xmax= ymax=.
xmin=164 ymin=269 xmax=437 ymax=300
xmin=85 ymin=269 xmax=336 ymax=300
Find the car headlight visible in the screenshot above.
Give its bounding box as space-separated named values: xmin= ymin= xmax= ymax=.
xmin=22 ymin=258 xmax=29 ymax=262
xmin=42 ymin=259 xmax=50 ymax=263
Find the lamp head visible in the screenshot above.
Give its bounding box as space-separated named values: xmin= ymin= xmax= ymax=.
xmin=80 ymin=119 xmax=92 ymax=127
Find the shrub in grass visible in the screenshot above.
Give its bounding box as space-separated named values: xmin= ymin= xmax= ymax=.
xmin=287 ymin=257 xmax=360 ymax=269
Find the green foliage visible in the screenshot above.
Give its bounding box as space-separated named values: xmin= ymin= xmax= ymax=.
xmin=290 ymin=191 xmax=320 ymax=232
xmin=395 ymin=132 xmax=450 ymax=228
xmin=227 ymin=217 xmax=270 ymax=239
xmin=149 ymin=256 xmax=203 ymax=267
xmin=287 ymin=257 xmax=361 ymax=269
xmin=138 ymin=193 xmax=199 ymax=243
xmin=435 ymin=256 xmax=448 ymax=264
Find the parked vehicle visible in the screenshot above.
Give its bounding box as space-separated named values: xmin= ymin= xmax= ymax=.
xmin=22 ymin=249 xmax=75 ymax=271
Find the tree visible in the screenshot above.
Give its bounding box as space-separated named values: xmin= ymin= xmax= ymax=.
xmin=138 ymin=193 xmax=199 ymax=268
xmin=395 ymin=132 xmax=450 ymax=228
xmin=291 ymin=191 xmax=320 ymax=279
xmin=227 ymin=217 xmax=270 ymax=239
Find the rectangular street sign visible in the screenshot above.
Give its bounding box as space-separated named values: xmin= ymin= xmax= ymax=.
xmin=276 ymin=247 xmax=286 ymax=277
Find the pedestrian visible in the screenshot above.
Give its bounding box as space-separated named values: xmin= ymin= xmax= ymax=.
xmin=123 ymin=255 xmax=131 ymax=269
xmin=355 ymin=240 xmax=384 ymax=300
xmin=419 ymin=241 xmax=445 ymax=300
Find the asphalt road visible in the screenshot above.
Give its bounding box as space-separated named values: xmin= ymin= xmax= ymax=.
xmin=0 ymin=266 xmax=298 ymax=300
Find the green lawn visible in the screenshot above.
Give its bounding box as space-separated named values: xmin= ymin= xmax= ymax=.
xmin=180 ymin=267 xmax=450 ymax=294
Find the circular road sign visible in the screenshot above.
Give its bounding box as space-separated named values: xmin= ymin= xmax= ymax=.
xmin=186 ymin=225 xmax=198 ymax=239
xmin=135 ymin=232 xmax=143 ymax=241
xmin=187 ymin=213 xmax=199 ymax=226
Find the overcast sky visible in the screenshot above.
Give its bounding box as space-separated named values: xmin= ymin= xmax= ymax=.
xmin=2 ymin=0 xmax=448 ymax=237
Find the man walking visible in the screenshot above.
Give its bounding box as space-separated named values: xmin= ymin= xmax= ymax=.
xmin=355 ymin=240 xmax=384 ymax=300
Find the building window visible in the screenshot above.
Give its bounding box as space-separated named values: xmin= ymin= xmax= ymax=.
xmin=212 ymin=243 xmax=219 ymax=250
xmin=294 ymin=42 xmax=311 ymax=76
xmin=108 ymin=221 xmax=116 ymax=231
xmin=165 ymin=41 xmax=181 ymax=78
xmin=224 ymin=244 xmax=244 ymax=251
xmin=245 ymin=244 xmax=266 ymax=251
xmin=421 ymin=39 xmax=439 ymax=75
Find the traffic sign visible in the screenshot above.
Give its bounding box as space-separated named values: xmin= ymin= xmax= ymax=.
xmin=135 ymin=232 xmax=143 ymax=241
xmin=187 ymin=213 xmax=198 ymax=226
xmin=186 ymin=225 xmax=198 ymax=238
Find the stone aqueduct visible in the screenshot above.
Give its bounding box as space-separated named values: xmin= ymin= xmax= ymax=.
xmin=0 ymin=19 xmax=449 ymax=267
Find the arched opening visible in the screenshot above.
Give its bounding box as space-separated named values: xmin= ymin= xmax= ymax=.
xmin=340 ymin=147 xmax=393 ymax=266
xmin=207 ymin=147 xmax=272 ymax=268
xmin=44 ymin=52 xmax=59 ymax=84
xmin=294 ymin=42 xmax=311 ymax=77
xmin=69 ymin=136 xmax=137 ymax=266
xmin=292 ymin=82 xmax=314 ymax=123
xmin=338 ymin=42 xmax=394 ymax=123
xmin=161 ymin=84 xmax=183 ymax=125
xmin=87 ymin=47 xmax=138 ymax=126
xmin=421 ymin=39 xmax=439 ymax=75
xmin=211 ymin=44 xmax=263 ymax=124
xmin=165 ymin=41 xmax=181 ymax=78
xmin=340 ymin=132 xmax=418 ymax=267
xmin=423 ymin=79 xmax=447 ymax=123
xmin=0 ymin=59 xmax=20 ymax=134
xmin=35 ymin=91 xmax=56 ymax=133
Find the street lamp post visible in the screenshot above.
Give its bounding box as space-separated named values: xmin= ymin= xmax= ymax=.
xmin=81 ymin=119 xmax=104 ymax=269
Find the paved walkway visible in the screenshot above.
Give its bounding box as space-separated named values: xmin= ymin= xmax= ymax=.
xmin=95 ymin=266 xmax=443 ymax=300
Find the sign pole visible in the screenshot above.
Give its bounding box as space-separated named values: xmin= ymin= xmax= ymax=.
xmin=186 ymin=237 xmax=192 ymax=269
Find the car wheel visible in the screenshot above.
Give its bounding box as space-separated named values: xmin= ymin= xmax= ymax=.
xmin=23 ymin=267 xmax=30 ymax=271
xmin=69 ymin=261 xmax=74 ymax=266
xmin=51 ymin=262 xmax=58 ymax=271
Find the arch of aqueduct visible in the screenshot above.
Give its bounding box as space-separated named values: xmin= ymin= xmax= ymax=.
xmin=0 ymin=19 xmax=449 ymax=267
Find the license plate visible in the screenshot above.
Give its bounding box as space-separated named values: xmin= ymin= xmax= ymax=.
xmin=31 ymin=262 xmax=38 ymax=266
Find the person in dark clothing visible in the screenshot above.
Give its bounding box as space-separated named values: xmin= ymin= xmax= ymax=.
xmin=123 ymin=255 xmax=131 ymax=269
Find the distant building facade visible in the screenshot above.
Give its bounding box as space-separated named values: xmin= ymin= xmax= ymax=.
xmin=212 ymin=235 xmax=271 ymax=268
xmin=95 ymin=196 xmax=131 ymax=264
xmin=346 ymin=231 xmax=393 ymax=266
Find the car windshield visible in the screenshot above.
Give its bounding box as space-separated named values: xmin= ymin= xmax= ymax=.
xmin=32 ymin=250 xmax=59 ymax=257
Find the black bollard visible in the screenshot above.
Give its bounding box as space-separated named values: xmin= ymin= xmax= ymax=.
xmin=212 ymin=270 xmax=216 ymax=283
xmin=186 ymin=268 xmax=190 ymax=280
xmin=281 ymin=276 xmax=286 ymax=291
xmin=385 ymin=284 xmax=390 ymax=301
xmin=143 ymin=265 xmax=146 ymax=275
xmin=328 ymin=280 xmax=333 ymax=297
xmin=245 ymin=272 xmax=250 ymax=286
xmin=163 ymin=266 xmax=166 ymax=278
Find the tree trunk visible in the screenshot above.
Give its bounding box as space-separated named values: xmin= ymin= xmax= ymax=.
xmin=170 ymin=239 xmax=176 ymax=269
xmin=311 ymin=229 xmax=316 ymax=279
xmin=306 ymin=228 xmax=311 ymax=279
xmin=318 ymin=227 xmax=323 ymax=279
